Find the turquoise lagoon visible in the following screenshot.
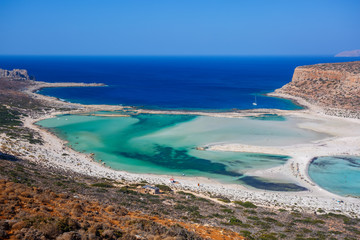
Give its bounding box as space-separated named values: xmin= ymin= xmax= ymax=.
xmin=38 ymin=113 xmax=327 ymax=190
xmin=309 ymin=156 xmax=360 ymax=197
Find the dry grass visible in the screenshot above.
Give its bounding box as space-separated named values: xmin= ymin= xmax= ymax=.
xmin=0 ymin=179 xmax=244 ymax=240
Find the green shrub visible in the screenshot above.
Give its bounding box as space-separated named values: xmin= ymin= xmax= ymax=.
xmin=294 ymin=218 xmax=325 ymax=225
xmin=196 ymin=197 xmax=209 ymax=202
xmin=264 ymin=217 xmax=278 ymax=223
xmin=244 ymin=209 xmax=257 ymax=214
xmin=233 ymin=200 xmax=257 ymax=208
xmin=118 ymin=186 xmax=137 ymax=194
xmin=177 ymin=191 xmax=195 ymax=198
xmin=0 ymin=106 xmax=22 ymax=127
xmin=174 ymin=204 xmax=186 ymax=210
xmin=240 ymin=230 xmax=253 ymax=239
xmin=317 ymin=208 xmax=325 ymax=213
xmin=258 ymin=233 xmax=277 ymax=240
xmin=345 ymin=226 xmax=360 ymax=234
xmin=218 ymin=198 xmax=230 ymax=203
xmin=228 ymin=216 xmax=242 ymax=225
xmin=221 ymin=208 xmax=234 ymax=214
xmin=155 ymin=184 xmax=172 ymax=192
xmin=210 ymin=213 xmax=226 ymax=219
xmin=91 ymin=182 xmax=114 ymax=188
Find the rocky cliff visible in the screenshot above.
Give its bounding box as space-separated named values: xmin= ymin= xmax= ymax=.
xmin=275 ymin=61 xmax=360 ymax=117
xmin=0 ymin=68 xmax=29 ymax=81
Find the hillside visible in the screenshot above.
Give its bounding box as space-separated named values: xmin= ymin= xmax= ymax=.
xmin=0 ymin=179 xmax=243 ymax=240
xmin=2 ymin=154 xmax=360 ymax=240
xmin=275 ymin=61 xmax=360 ymax=117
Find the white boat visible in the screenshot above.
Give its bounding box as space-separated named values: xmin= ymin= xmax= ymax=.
xmin=252 ymin=96 xmax=257 ymax=106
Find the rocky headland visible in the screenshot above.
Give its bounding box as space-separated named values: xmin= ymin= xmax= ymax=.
xmin=274 ymin=61 xmax=360 ymax=118
xmin=0 ymin=68 xmax=30 ymax=81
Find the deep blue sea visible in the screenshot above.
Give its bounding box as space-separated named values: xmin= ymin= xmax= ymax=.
xmin=1 ymin=55 xmax=358 ymax=110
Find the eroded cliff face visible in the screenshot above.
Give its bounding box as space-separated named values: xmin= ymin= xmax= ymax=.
xmin=0 ymin=68 xmax=29 ymax=81
xmin=276 ymin=61 xmax=360 ymax=113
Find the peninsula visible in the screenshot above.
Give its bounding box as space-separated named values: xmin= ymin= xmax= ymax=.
xmin=273 ymin=61 xmax=360 ymax=118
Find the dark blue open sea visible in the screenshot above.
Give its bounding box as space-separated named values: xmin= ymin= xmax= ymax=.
xmin=0 ymin=56 xmax=357 ymax=110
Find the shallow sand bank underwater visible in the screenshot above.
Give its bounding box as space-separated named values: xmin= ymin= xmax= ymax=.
xmin=38 ymin=113 xmax=330 ymax=190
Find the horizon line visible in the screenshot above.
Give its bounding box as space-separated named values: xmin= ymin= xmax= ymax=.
xmin=0 ymin=54 xmax=342 ymax=57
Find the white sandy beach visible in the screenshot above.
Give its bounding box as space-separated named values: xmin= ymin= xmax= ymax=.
xmin=1 ymin=83 xmax=360 ymax=217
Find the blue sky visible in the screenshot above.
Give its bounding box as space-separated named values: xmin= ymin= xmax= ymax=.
xmin=0 ymin=0 xmax=359 ymax=55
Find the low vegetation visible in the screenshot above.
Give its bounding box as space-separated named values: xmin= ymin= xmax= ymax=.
xmin=91 ymin=182 xmax=115 ymax=188
xmin=0 ymin=179 xmax=207 ymax=240
xmin=1 ymin=157 xmax=359 ymax=240
xmin=0 ymin=104 xmax=42 ymax=144
xmin=233 ymin=201 xmax=258 ymax=208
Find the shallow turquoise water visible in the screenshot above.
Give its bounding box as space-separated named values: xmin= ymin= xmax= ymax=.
xmin=309 ymin=156 xmax=360 ymax=197
xmin=38 ymin=113 xmax=326 ymax=189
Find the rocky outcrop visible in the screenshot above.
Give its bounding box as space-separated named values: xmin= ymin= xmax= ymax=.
xmin=275 ymin=61 xmax=360 ymax=117
xmin=335 ymin=49 xmax=360 ymax=57
xmin=0 ymin=68 xmax=29 ymax=81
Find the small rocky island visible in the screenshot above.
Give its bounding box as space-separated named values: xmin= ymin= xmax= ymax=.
xmin=275 ymin=61 xmax=360 ymax=118
xmin=335 ymin=49 xmax=360 ymax=57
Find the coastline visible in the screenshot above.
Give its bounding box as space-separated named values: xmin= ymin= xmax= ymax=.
xmin=24 ymin=81 xmax=126 ymax=113
xmin=2 ymin=80 xmax=359 ymax=217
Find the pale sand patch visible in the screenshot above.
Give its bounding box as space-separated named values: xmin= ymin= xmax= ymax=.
xmin=24 ymin=81 xmax=125 ymax=113
xmin=208 ymin=111 xmax=360 ymax=214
